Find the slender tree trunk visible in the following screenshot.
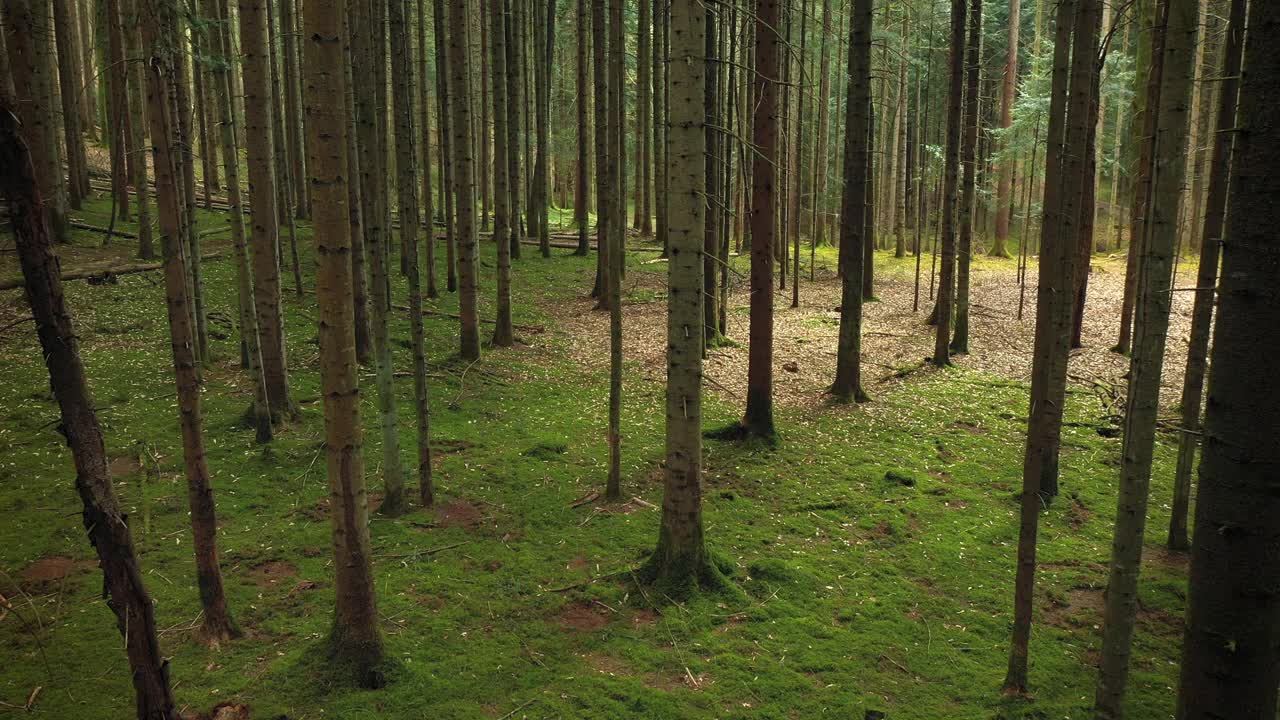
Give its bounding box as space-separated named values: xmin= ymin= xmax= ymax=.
xmin=951 ymin=0 xmax=981 ymax=355
xmin=344 ymin=0 xmax=373 ymax=363
xmin=266 ymin=0 xmax=303 ymax=299
xmin=123 ymin=0 xmax=153 ymax=260
xmin=1094 ymin=0 xmax=1197 ymax=712
xmin=1116 ymin=0 xmax=1163 ymax=355
xmin=636 ymin=0 xmax=652 ymax=236
xmin=280 ymin=0 xmax=308 ymax=219
xmin=574 ymin=0 xmax=591 ymax=255
xmin=653 ymin=0 xmax=667 ymax=256
xmin=390 ymin=0 xmax=436 ymax=508
xmin=4 ymin=0 xmax=70 ymax=241
xmin=1003 ymin=0 xmax=1081 ymax=694
xmin=505 ymin=0 xmax=524 ymax=260
xmin=992 ymin=0 xmax=1019 ymax=256
xmin=355 ymin=0 xmax=405 ymax=517
xmin=932 ymin=0 xmax=966 ymax=367
xmin=702 ymin=5 xmax=721 ymax=346
xmin=605 ymin=0 xmax=623 ymax=501
xmin=744 ymin=0 xmax=780 ymax=433
xmin=450 ymin=0 xmax=481 ymax=360
xmin=140 ymin=1 xmax=238 ymax=644
xmin=490 ymin=0 xmax=514 ymax=346
xmin=52 ymin=0 xmax=88 ymax=208
xmin=478 ymin=1 xmax=491 ymax=232
xmin=832 ymin=0 xmax=872 ymax=402
xmin=75 ymin=0 xmax=98 ymax=139
xmin=208 ymin=0 xmax=271 ymax=443
xmin=641 ymin=0 xmax=719 ymax=596
xmin=240 ymin=0 xmax=296 ymax=420
xmin=433 ymin=0 xmax=459 ymax=291
xmin=416 ymin=0 xmax=437 ymax=298
xmin=2 ymin=97 xmax=180 ymax=720
xmin=531 ymin=0 xmax=551 ymax=255
xmin=1168 ymin=0 xmax=1243 ymax=554
xmin=590 ymin=0 xmax=608 ymax=303
xmin=1176 ymin=6 xmax=1280 ymax=712
xmin=303 ymin=0 xmax=386 ymax=686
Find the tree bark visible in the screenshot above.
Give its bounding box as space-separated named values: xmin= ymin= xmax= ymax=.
xmin=640 ymin=0 xmax=720 ymax=596
xmin=605 ymin=0 xmax=623 ymax=501
xmin=490 ymin=0 xmax=515 ymax=346
xmin=992 ymin=0 xmax=1019 ymax=256
xmin=303 ymin=0 xmax=386 ymax=685
xmin=951 ymin=0 xmax=981 ymax=355
xmin=832 ymin=0 xmax=872 ymax=402
xmin=1176 ymin=5 xmax=1280 ymax=712
xmin=3 ymin=60 xmax=181 ymax=720
xmin=52 ymin=0 xmax=89 ymax=208
xmin=140 ymin=1 xmax=239 ymax=644
xmin=1167 ymin=0 xmax=1243 ymax=554
xmin=1094 ymin=0 xmax=1197 ymax=712
xmin=240 ymin=0 xmax=296 ymax=420
xmin=932 ymin=0 xmax=966 ymax=367
xmin=1003 ymin=0 xmax=1081 ymax=694
xmin=450 ymin=0 xmax=482 ymax=360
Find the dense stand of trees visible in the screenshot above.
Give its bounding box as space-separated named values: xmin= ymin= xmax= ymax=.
xmin=3 ymin=0 xmax=1279 ymax=715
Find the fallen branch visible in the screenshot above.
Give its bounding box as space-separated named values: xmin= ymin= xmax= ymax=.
xmin=376 ymin=541 xmax=468 ymax=560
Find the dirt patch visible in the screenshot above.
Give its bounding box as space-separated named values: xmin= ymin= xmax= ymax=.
xmin=1067 ymin=497 xmax=1093 ymax=529
xmin=1144 ymin=546 xmax=1190 ymax=571
xmin=15 ymin=556 xmax=96 ymax=592
xmin=582 ymin=652 xmax=710 ymax=691
xmin=534 ymin=255 xmax=1197 ymax=412
xmin=569 ymin=556 xmax=591 ymax=571
xmin=108 ymin=455 xmax=143 ymax=478
xmin=436 ymin=499 xmax=484 ymax=531
xmin=1042 ymin=587 xmax=1105 ymax=629
xmin=557 ymin=602 xmax=610 ymax=632
xmin=953 ymin=420 xmax=988 ymax=435
xmin=631 ymin=608 xmax=660 ymax=627
xmin=248 ymin=561 xmax=298 ymax=589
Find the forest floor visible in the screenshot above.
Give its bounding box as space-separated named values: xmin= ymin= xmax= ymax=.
xmin=0 ymin=196 xmax=1198 ymax=719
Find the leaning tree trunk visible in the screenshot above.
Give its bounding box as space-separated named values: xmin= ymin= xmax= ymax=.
xmin=140 ymin=2 xmax=239 ymax=645
xmin=951 ymin=0 xmax=981 ymax=355
xmin=239 ymin=0 xmax=296 ymax=421
xmin=1176 ymin=5 xmax=1280 ymax=713
xmin=1167 ymin=0 xmax=1243 ymax=553
xmin=640 ymin=0 xmax=720 ymax=596
xmin=303 ymin=0 xmax=386 ymax=687
xmin=1003 ymin=0 xmax=1081 ymax=695
xmin=831 ymin=0 xmax=871 ymax=403
xmin=2 ymin=63 xmax=180 ymax=720
xmin=1094 ymin=0 xmax=1197 ymax=713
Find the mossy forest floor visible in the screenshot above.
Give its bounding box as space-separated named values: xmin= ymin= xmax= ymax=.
xmin=1 ymin=196 xmax=1194 ymax=719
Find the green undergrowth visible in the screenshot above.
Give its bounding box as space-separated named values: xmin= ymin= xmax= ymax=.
xmin=0 ymin=216 xmax=1188 ymax=719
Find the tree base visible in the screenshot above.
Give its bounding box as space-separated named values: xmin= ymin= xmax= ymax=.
xmin=636 ymin=548 xmax=737 ymax=602
xmin=198 ymin=614 xmax=241 ymax=649
xmin=326 ymin=631 xmax=390 ymax=690
xmin=830 ymin=385 xmax=870 ymax=404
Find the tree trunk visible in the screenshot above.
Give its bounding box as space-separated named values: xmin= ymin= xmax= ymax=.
xmin=390 ymin=0 xmax=436 ymax=508
xmin=531 ymin=0 xmax=551 ymax=255
xmin=280 ymin=0 xmax=308 ymax=219
xmin=743 ymin=0 xmax=780 ymax=434
xmin=1176 ymin=5 xmax=1280 ymax=712
xmin=345 ymin=0 xmax=373 ymax=363
xmin=653 ymin=0 xmax=667 ymax=255
xmin=416 ymin=0 xmax=437 ymax=298
xmin=433 ymin=0 xmax=459 ymax=291
xmin=52 ymin=0 xmax=88 ymax=208
xmin=1094 ymin=0 xmax=1197 ymax=712
xmin=240 ymin=0 xmax=296 ymax=421
xmin=450 ymin=0 xmax=481 ymax=361
xmin=123 ymin=0 xmax=153 ymax=260
xmin=1168 ymin=0 xmax=1243 ymax=554
xmin=636 ymin=0 xmax=652 ymax=236
xmin=832 ymin=0 xmax=872 ymax=402
xmin=590 ymin=0 xmax=607 ymax=303
xmin=4 ymin=0 xmax=70 ymax=241
xmin=490 ymin=0 xmax=514 ymax=346
xmin=951 ymin=0 xmax=981 ymax=355
xmin=302 ymin=0 xmax=386 ymax=686
xmin=702 ymin=5 xmax=721 ymax=346
xmin=574 ymin=0 xmax=591 ymax=255
xmin=207 ymin=0 xmax=271 ymax=443
xmin=932 ymin=0 xmax=966 ymax=367
xmin=1003 ymin=0 xmax=1081 ymax=694
xmin=605 ymin=0 xmax=623 ymax=501
xmin=140 ymin=1 xmax=239 ymax=645
xmin=3 ymin=96 xmax=180 ymax=720
xmin=1116 ymin=0 xmax=1163 ymax=354
xmin=640 ymin=0 xmax=719 ymax=596
xmin=992 ymin=0 xmax=1019 ymax=256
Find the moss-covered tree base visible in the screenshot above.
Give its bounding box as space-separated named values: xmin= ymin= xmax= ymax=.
xmin=325 ymin=628 xmax=391 ymax=690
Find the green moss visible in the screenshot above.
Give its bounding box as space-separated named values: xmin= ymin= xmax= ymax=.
xmin=0 ymin=214 xmax=1188 ymax=719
